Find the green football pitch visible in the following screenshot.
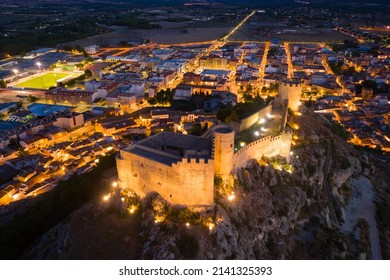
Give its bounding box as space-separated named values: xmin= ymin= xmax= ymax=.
xmin=15 ymin=73 xmax=75 ymax=89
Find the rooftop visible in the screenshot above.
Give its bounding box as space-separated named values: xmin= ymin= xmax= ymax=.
xmin=124 ymin=132 xmax=212 ymax=166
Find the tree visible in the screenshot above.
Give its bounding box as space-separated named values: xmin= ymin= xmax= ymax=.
xmin=0 ymin=79 xmax=6 ymax=88
xmin=268 ymin=83 xmax=279 ymax=93
xmin=148 ymin=97 xmax=157 ymax=105
xmin=243 ymin=93 xmax=253 ymax=103
xmin=27 ymin=95 xmax=39 ymax=103
xmin=225 ymin=111 xmax=240 ymax=123
xmin=190 ymin=123 xmax=202 ymax=136
xmin=84 ymin=69 xmax=92 ymax=77
xmin=154 ymin=89 xmax=173 ymax=105
xmin=216 ymin=106 xmax=233 ymax=122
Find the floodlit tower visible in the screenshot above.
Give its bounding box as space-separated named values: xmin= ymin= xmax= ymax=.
xmin=213 ymin=125 xmax=235 ymax=179
xmin=278 ymin=79 xmax=302 ymax=112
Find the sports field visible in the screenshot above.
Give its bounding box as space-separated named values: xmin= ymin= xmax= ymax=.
xmin=15 ymin=73 xmax=75 ymax=89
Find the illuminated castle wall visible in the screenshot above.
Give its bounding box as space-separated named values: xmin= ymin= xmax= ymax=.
xmin=278 ymin=79 xmax=302 ymax=111
xmin=116 ymin=125 xmax=292 ymax=209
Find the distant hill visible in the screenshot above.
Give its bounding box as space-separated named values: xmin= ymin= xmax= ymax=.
xmin=3 ymin=0 xmax=389 ymax=7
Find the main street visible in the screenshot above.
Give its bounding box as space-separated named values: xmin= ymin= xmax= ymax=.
xmin=321 ymin=54 xmax=346 ymax=92
xmin=284 ymin=42 xmax=294 ymax=79
xmin=258 ymin=42 xmax=270 ymax=90
xmin=165 ymin=10 xmax=258 ymax=90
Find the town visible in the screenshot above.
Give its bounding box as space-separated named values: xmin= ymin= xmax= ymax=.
xmin=0 ymin=0 xmax=389 ymax=265
xmin=0 ymin=5 xmax=389 ymax=206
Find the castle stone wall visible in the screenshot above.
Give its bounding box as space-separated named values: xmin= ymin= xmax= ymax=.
xmin=230 ymin=103 xmax=272 ymax=132
xmin=278 ymin=81 xmax=302 ymax=111
xmin=116 ymin=152 xmax=215 ymax=208
xmin=213 ymin=125 xmax=235 ymax=180
xmin=232 ymin=131 xmax=292 ymax=172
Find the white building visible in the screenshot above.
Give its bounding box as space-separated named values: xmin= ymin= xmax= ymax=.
xmin=174 ymin=85 xmax=193 ymax=100
xmin=156 ymin=60 xmax=186 ymax=74
xmin=53 ymin=113 xmax=85 ymax=130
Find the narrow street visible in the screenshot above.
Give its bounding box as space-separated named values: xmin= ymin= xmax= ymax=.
xmin=258 ymin=42 xmax=270 ymax=89
xmin=284 ymin=42 xmax=294 ymax=79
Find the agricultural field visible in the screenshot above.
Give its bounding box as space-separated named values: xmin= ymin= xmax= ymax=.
xmin=14 ymin=73 xmax=76 ymax=89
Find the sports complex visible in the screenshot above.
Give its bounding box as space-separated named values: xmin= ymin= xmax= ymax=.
xmin=14 ymin=72 xmax=77 ymax=89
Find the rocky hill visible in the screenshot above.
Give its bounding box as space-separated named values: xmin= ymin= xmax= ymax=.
xmin=23 ymin=112 xmax=389 ymax=260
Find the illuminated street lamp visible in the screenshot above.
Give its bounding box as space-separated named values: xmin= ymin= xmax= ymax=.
xmin=228 ymin=192 xmax=235 ymax=201
xmin=112 ymin=181 xmax=118 ymax=188
xmin=36 ymin=62 xmax=42 ymax=71
xmin=13 ymin=69 xmax=18 ymax=75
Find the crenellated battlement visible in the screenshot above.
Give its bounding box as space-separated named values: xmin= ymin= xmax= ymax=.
xmin=232 ymin=131 xmax=292 ymax=172
xmin=234 ymin=131 xmax=291 ymax=156
xmin=116 ymin=125 xmax=292 ymax=209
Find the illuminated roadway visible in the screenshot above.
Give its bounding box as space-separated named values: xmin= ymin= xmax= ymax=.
xmin=258 ymin=42 xmax=270 ymax=89
xmin=284 ymin=42 xmax=294 ymax=79
xmin=163 ymin=10 xmax=257 ymax=90
xmin=221 ymin=10 xmax=257 ymax=42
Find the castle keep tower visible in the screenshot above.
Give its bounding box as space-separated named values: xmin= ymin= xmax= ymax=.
xmin=278 ymin=79 xmax=302 ymax=111
xmin=116 ymin=132 xmax=215 ymax=209
xmin=213 ymin=125 xmax=235 ymax=180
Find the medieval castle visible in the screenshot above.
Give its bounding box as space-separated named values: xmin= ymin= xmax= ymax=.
xmin=116 ymin=80 xmax=300 ymax=209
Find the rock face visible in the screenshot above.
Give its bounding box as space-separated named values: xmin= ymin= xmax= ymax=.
xmin=211 ymin=163 xmax=309 ymax=259
xmin=23 ymin=113 xmax=387 ymax=260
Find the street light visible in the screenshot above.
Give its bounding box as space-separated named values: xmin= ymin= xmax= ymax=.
xmin=36 ymin=62 xmax=42 ymax=71
xmin=13 ymin=69 xmax=19 ymax=80
xmin=228 ymin=192 xmax=235 ymax=201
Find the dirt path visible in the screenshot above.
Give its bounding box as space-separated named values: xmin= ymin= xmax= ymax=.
xmin=340 ymin=176 xmax=382 ymax=260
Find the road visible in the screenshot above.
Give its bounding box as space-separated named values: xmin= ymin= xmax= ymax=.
xmin=0 ymin=88 xmax=46 ymax=102
xmin=221 ymin=10 xmax=257 ymax=42
xmin=258 ymin=42 xmax=270 ymax=89
xmin=284 ymin=42 xmax=294 ymax=79
xmin=228 ymin=40 xmax=334 ymax=44
xmin=321 ymin=54 xmax=346 ymax=92
xmin=163 ymin=10 xmax=257 ymax=90
xmin=323 ymin=139 xmax=339 ymax=226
